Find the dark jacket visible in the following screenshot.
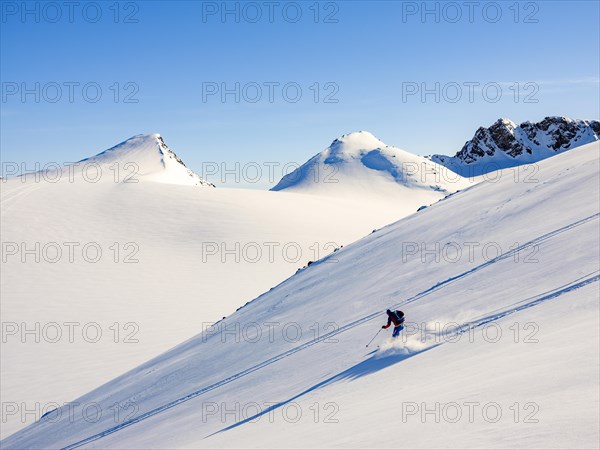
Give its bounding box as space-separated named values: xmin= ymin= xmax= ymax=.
xmin=383 ymin=310 xmax=404 ymax=329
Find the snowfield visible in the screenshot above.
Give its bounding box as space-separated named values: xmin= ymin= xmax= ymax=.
xmin=2 ymin=140 xmax=598 ymax=448
xmin=0 ymin=133 xmax=466 ymax=439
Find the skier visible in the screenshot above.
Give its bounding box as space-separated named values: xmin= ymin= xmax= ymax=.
xmin=382 ymin=309 xmax=405 ymax=338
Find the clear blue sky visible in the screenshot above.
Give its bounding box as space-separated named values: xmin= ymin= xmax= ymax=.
xmin=1 ymin=0 xmax=599 ymax=187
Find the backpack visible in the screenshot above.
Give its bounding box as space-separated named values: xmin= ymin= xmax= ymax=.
xmin=395 ymin=310 xmax=405 ymax=324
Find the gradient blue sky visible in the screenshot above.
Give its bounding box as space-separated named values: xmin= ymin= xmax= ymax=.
xmin=1 ymin=0 xmax=599 ymax=187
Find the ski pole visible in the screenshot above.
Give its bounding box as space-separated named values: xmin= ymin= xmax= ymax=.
xmin=366 ymin=328 xmax=383 ymax=347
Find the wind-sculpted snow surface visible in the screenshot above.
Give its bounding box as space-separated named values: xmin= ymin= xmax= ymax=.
xmin=3 ymin=142 xmax=598 ymax=449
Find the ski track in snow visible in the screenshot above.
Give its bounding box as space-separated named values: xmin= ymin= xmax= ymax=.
xmin=59 ymin=213 xmax=600 ymax=449
xmin=0 ymin=182 xmax=43 ymax=214
xmin=209 ymin=269 xmax=599 ymax=437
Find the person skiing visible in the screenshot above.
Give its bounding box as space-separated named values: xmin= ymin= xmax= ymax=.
xmin=382 ymin=309 xmax=405 ymax=338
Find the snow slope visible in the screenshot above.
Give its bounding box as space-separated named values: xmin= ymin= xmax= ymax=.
xmin=272 ymin=131 xmax=472 ymax=212
xmin=4 ymin=141 xmax=598 ymax=449
xmin=0 ymin=135 xmax=429 ymax=439
xmin=430 ymin=116 xmax=599 ymax=177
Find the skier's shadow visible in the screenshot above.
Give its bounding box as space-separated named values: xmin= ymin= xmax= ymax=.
xmin=339 ymin=346 xmax=435 ymax=381
xmin=207 ymin=344 xmax=438 ymax=438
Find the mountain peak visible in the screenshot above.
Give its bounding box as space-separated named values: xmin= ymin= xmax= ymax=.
xmin=77 ymin=134 xmax=214 ymax=187
xmin=334 ymin=130 xmax=381 ymax=143
xmin=130 ymin=132 xmax=161 ymax=140
xmin=493 ymin=117 xmax=517 ymax=130
xmin=328 ymin=131 xmax=385 ymax=154
xmin=430 ymin=116 xmax=599 ymax=176
xmin=272 ymin=131 xmax=471 ymax=211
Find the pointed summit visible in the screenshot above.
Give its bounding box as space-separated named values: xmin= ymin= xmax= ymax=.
xmin=76 ymin=134 xmax=214 ymax=187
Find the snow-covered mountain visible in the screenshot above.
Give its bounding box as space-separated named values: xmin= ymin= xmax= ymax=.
xmin=430 ymin=117 xmax=599 ymax=177
xmin=35 ymin=134 xmax=214 ymax=187
xmin=0 ymin=134 xmax=427 ymax=439
xmin=272 ymin=131 xmax=472 ymax=212
xmin=4 ymin=141 xmax=598 ymax=449
xmin=81 ymin=134 xmax=215 ymax=187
